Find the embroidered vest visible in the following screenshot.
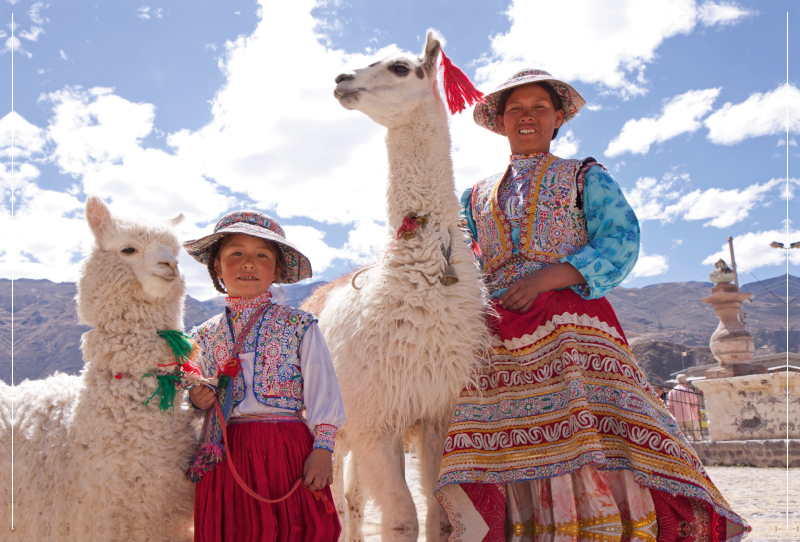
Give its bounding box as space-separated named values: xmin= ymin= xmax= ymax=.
xmin=470 ymin=155 xmax=598 ymax=291
xmin=193 ymin=303 xmax=316 ymax=412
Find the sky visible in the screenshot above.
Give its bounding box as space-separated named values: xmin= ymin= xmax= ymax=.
xmin=0 ymin=0 xmax=798 ymax=301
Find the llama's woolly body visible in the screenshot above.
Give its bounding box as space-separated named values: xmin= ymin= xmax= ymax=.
xmin=6 ymin=200 xmax=198 ymax=541
xmin=315 ymin=30 xmax=490 ymax=542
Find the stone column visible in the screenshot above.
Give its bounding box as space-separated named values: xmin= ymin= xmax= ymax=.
xmin=701 ymin=261 xmax=766 ymax=379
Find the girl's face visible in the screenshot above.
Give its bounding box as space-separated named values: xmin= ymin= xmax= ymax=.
xmin=214 ymin=233 xmax=281 ymax=299
xmin=496 ymin=83 xmax=564 ymax=155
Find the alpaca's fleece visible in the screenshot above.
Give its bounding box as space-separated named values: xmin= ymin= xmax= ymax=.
xmin=4 ymin=198 xmax=199 ymax=541
xmin=318 ymin=29 xmax=491 ymax=542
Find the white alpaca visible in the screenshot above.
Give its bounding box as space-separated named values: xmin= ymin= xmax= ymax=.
xmin=305 ymin=30 xmax=489 ymax=542
xmin=4 ymin=197 xmax=198 ymax=541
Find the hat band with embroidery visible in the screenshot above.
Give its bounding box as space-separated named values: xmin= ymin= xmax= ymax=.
xmin=474 ymin=69 xmax=585 ymax=135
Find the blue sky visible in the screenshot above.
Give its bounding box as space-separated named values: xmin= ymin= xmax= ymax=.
xmin=1 ymin=0 xmax=798 ymax=300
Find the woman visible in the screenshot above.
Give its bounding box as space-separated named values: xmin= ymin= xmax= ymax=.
xmin=434 ymin=70 xmax=748 ymax=542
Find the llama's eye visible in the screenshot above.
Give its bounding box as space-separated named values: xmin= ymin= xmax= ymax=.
xmin=391 ymin=64 xmax=409 ymax=76
xmin=120 ymin=247 xmax=136 ymax=255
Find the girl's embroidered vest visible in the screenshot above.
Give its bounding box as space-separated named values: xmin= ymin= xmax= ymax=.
xmin=193 ymin=303 xmax=315 ymax=412
xmin=471 ymin=154 xmax=595 ymax=291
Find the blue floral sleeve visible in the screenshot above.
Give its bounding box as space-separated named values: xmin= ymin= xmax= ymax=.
xmin=560 ymin=165 xmax=640 ymax=299
xmin=460 ymin=187 xmax=478 ymax=241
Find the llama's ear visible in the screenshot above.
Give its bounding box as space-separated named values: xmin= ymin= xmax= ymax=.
xmin=169 ymin=213 xmax=185 ymax=227
xmin=422 ymin=29 xmax=443 ymax=73
xmin=85 ymin=196 xmax=113 ymax=239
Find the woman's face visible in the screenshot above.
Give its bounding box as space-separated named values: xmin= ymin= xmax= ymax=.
xmin=496 ymin=83 xmax=564 ymax=155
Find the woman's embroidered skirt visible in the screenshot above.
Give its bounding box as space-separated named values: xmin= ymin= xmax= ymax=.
xmin=434 ymin=289 xmax=749 ymax=542
xmin=194 ymin=416 xmax=340 ymax=542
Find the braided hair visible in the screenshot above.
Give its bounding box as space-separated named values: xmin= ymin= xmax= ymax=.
xmin=207 ymin=240 xmax=227 ymax=294
xmin=206 ymin=236 xmax=285 ymax=295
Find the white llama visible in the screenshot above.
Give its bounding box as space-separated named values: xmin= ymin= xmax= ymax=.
xmin=305 ymin=30 xmax=489 ymax=542
xmin=5 ymin=197 xmax=198 ymax=541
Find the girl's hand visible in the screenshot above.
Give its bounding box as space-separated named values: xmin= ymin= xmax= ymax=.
xmin=303 ymin=448 xmax=333 ymax=491
xmin=498 ymin=262 xmax=587 ymax=313
xmin=188 ymin=385 xmax=216 ymax=409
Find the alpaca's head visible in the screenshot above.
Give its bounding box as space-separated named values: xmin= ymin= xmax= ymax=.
xmin=78 ymin=196 xmax=186 ymax=328
xmin=334 ymin=29 xmax=444 ymax=128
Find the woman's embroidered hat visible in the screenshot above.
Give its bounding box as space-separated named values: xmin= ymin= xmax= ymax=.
xmin=473 ymin=69 xmax=586 ymax=135
xmin=183 ymin=211 xmax=312 ymax=284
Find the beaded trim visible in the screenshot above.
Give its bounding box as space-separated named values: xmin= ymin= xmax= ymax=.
xmin=313 ymin=423 xmax=338 ymax=452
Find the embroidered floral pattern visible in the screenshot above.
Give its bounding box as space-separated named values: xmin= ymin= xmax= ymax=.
xmin=471 ymin=154 xmax=590 ymax=292
xmin=192 ymin=302 xmax=315 ymax=412
xmin=313 ymin=423 xmax=338 ymax=452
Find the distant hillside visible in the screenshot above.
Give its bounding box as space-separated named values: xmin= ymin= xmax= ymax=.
xmin=0 ymin=279 xmax=328 ymax=385
xmin=605 ymin=274 xmax=798 ymax=352
xmin=1 ymin=275 xmax=796 ymax=385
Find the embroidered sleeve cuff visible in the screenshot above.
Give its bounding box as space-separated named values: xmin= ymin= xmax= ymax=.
xmin=313 ymin=424 xmax=338 ymax=452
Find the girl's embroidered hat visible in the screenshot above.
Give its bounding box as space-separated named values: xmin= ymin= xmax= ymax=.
xmin=473 ymin=69 xmax=586 ymax=135
xmin=183 ymin=211 xmax=312 ymax=284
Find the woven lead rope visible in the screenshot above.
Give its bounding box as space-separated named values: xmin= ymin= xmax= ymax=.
xmin=212 ymin=399 xmax=335 ymax=513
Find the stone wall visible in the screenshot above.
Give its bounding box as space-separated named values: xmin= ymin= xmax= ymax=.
xmin=692 ymin=439 xmax=800 ymax=468
xmin=692 ymin=371 xmax=798 ymax=441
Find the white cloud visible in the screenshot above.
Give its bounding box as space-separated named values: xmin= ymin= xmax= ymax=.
xmin=28 ymin=2 xmax=48 ymax=25
xmin=702 ymin=227 xmax=800 ymax=270
xmin=0 ymin=112 xmax=48 ymax=160
xmin=630 ymin=251 xmax=669 ymax=277
xmin=59 ymin=49 xmax=68 ymax=60
xmin=474 ymin=0 xmax=744 ymax=98
xmin=550 ymin=129 xmax=580 ymax=158
xmin=697 ymin=2 xmax=756 ymax=26
xmin=136 ymin=7 xmax=151 ymax=20
xmin=19 ymin=26 xmax=44 ymax=42
xmin=705 ymin=83 xmax=800 ymax=145
xmin=624 ymin=173 xmax=782 ymax=228
xmin=605 ymin=88 xmax=720 ymax=156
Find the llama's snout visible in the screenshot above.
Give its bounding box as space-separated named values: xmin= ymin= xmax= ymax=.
xmin=335 ymin=72 xmax=355 ymax=84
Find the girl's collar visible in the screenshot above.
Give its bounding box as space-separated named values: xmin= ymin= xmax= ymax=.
xmin=225 ymin=290 xmax=273 ymax=312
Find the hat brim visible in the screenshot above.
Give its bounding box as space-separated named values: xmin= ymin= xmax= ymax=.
xmin=474 ymin=75 xmax=585 ymax=135
xmin=183 ymin=223 xmax=312 ymax=284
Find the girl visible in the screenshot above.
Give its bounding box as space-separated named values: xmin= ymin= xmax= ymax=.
xmin=434 ymin=70 xmax=749 ymax=541
xmin=183 ymin=210 xmax=345 ymax=542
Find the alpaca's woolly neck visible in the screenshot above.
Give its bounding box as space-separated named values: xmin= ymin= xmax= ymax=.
xmin=384 ymin=98 xmax=460 ymax=229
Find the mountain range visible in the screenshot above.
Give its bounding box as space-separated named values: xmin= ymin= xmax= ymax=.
xmin=2 ymin=274 xmax=796 ymax=386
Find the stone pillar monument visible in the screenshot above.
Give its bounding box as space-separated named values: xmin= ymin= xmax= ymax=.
xmin=701 ymin=260 xmax=766 ymax=379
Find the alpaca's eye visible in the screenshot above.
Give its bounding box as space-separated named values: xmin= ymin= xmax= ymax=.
xmin=120 ymin=247 xmax=136 ymax=255
xmin=391 ymin=64 xmax=409 ymax=76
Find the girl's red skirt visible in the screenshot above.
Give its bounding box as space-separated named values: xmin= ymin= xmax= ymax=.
xmin=194 ymin=417 xmax=340 ymax=542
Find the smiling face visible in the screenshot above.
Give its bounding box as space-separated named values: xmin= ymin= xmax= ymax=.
xmin=213 ymin=233 xmax=281 ymax=299
xmin=496 ymin=83 xmax=564 ymax=155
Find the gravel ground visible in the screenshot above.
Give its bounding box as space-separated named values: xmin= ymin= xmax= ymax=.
xmin=705 ymin=467 xmax=799 ymax=542
xmin=356 ymin=458 xmax=798 ymax=541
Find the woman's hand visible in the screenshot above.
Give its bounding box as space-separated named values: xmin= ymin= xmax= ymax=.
xmin=188 ymin=385 xmax=216 ymax=410
xmin=499 ymin=262 xmax=587 ymax=313
xmin=303 ymin=448 xmax=334 ymax=491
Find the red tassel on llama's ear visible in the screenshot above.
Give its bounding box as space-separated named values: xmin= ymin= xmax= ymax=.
xmin=440 ymin=50 xmax=484 ymax=115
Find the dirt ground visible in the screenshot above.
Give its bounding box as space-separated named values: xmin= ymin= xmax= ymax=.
xmin=357 ymin=456 xmax=798 ymax=541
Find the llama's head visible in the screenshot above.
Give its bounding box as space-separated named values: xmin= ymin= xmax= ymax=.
xmin=334 ymin=30 xmax=444 ymax=128
xmin=78 ymin=196 xmax=186 ymax=327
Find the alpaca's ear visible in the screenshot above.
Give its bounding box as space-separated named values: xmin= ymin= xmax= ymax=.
xmin=422 ymin=29 xmax=443 ymax=73
xmin=85 ymin=196 xmax=113 ymax=239
xmin=169 ymin=213 xmax=185 ymax=227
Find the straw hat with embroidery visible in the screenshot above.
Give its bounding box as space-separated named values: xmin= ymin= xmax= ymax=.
xmin=183 ymin=210 xmax=311 ymax=284
xmin=474 ymin=69 xmax=586 ymax=135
